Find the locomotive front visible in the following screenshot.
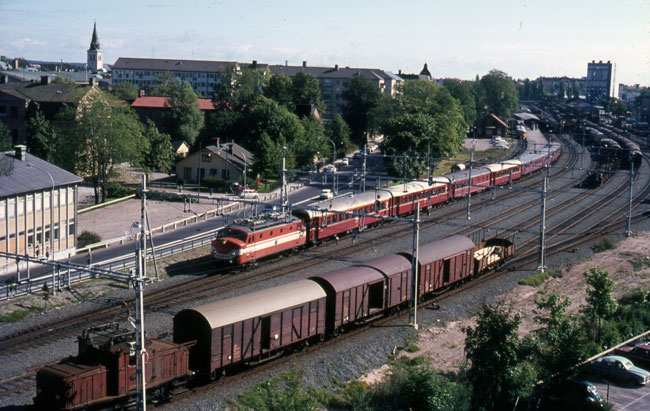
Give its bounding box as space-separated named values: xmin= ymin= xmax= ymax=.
xmin=211 ymin=227 xmax=249 ymax=264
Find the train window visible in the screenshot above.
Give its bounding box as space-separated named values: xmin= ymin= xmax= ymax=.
xmin=280 ymin=228 xmax=283 ymax=233
xmin=270 ymin=230 xmax=273 ymax=236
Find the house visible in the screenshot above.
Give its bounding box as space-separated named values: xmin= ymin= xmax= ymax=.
xmin=175 ymin=141 xmax=254 ymax=184
xmin=131 ymin=95 xmax=218 ymax=131
xmin=171 ymin=141 xmax=190 ymax=159
xmin=473 ymin=113 xmax=509 ymax=139
xmin=0 ymin=75 xmax=100 ymax=145
xmin=1 ymin=146 xmax=83 ymax=272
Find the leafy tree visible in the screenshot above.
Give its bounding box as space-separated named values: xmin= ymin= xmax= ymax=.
xmin=234 ymin=67 xmax=269 ymax=108
xmin=26 ymin=111 xmax=58 ymax=162
xmin=325 ymin=114 xmax=353 ymax=158
xmin=291 ymin=71 xmax=325 ymax=113
xmin=572 ymin=81 xmax=581 ymax=99
xmin=140 ymin=120 xmax=174 ymax=174
xmin=604 ymin=97 xmax=628 ymax=116
xmin=252 ymin=132 xmax=285 ymax=178
xmin=60 ymin=92 xmax=144 ymax=203
xmin=531 ymin=293 xmax=585 ymax=377
xmin=161 ymin=79 xmax=204 ymax=146
xmin=557 ymin=81 xmax=566 ymax=100
xmin=111 ymin=82 xmax=139 ymax=100
xmin=464 ymin=304 xmax=536 ymax=411
xmin=477 ymin=70 xmax=519 ymax=119
xmin=381 ymin=112 xmax=436 ymax=178
xmin=342 ymin=76 xmax=381 ymax=146
xmin=444 ymin=79 xmax=478 ymax=125
xmin=211 ymin=63 xmax=239 ymax=108
xmin=204 ymin=109 xmax=243 ymax=145
xmin=265 ymin=75 xmax=294 ymax=109
xmin=295 ymin=114 xmax=325 ymax=167
xmin=0 ymin=121 xmax=13 ymax=151
xmin=582 ymin=267 xmax=618 ymax=343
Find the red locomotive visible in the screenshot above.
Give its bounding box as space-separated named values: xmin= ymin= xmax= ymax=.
xmin=35 ymin=235 xmax=514 ymax=409
xmin=211 ymin=143 xmax=560 ymax=266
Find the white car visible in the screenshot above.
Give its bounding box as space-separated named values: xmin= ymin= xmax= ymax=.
xmin=323 ymin=164 xmax=337 ymax=173
xmin=320 ymin=189 xmax=334 ymax=199
xmin=239 ymin=189 xmax=259 ymax=200
xmin=341 ymin=157 xmax=350 ymax=166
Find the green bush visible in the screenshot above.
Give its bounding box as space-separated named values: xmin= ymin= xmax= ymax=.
xmin=202 ymin=175 xmax=230 ymax=192
xmin=519 ymin=272 xmax=551 ymax=287
xmin=591 ymin=237 xmax=616 ymax=253
xmin=78 ymin=230 xmax=101 ymax=247
xmin=105 ymin=181 xmax=135 ymax=198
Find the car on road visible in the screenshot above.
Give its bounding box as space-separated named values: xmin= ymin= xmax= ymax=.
xmin=341 ymin=157 xmax=349 ymax=166
xmin=239 ymin=188 xmax=260 ymax=200
xmin=616 ymin=343 xmax=650 ymax=369
xmin=323 ymin=164 xmax=337 ymax=173
xmin=590 ymin=355 xmax=650 ymax=386
xmin=319 ymin=189 xmax=334 ymax=199
xmin=539 ymin=378 xmax=605 ymax=409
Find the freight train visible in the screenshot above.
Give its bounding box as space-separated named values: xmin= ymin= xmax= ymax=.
xmin=212 ymin=143 xmax=561 ymax=265
xmin=34 ymin=234 xmax=514 ymax=409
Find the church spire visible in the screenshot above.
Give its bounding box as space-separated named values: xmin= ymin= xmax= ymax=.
xmin=88 ymin=22 xmax=100 ymax=51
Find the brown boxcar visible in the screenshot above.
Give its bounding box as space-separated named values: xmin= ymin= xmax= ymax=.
xmin=400 ymin=235 xmax=475 ymax=296
xmin=356 ymin=254 xmax=412 ymax=310
xmin=173 ymin=280 xmax=327 ymax=377
xmin=35 ymin=363 xmax=108 ymax=410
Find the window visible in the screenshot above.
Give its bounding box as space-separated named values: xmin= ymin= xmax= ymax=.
xmin=201 ymin=153 xmax=212 ymax=162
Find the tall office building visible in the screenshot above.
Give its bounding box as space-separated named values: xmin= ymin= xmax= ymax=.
xmin=585 ymin=60 xmax=612 ymax=105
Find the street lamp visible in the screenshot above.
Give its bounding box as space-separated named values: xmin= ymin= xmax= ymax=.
xmin=26 ymin=163 xmax=54 ymax=259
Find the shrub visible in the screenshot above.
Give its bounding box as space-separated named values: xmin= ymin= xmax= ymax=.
xmin=591 ymin=237 xmax=616 ymax=253
xmin=519 ymin=272 xmax=550 ymax=287
xmin=202 ymin=175 xmax=230 ymax=192
xmin=78 ymin=231 xmax=101 ymax=247
xmin=105 ymin=181 xmax=135 ymax=198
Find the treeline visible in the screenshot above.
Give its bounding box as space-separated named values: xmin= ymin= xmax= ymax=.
xmin=3 ymin=67 xmax=521 ymax=201
xmin=227 ymin=267 xmax=649 ymax=410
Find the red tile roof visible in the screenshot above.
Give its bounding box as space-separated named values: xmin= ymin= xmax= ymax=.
xmin=132 ymin=96 xmax=217 ymax=111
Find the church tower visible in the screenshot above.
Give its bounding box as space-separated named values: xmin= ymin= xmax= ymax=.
xmin=87 ymin=22 xmax=103 ymax=73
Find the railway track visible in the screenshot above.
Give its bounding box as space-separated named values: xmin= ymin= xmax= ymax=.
xmin=0 ymin=136 xmax=577 ymax=356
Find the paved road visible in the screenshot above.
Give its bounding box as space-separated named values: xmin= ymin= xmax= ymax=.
xmin=590 ymin=377 xmax=650 ymax=410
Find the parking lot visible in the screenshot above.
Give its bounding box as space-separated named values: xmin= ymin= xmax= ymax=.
xmin=590 ymin=377 xmax=650 ymax=410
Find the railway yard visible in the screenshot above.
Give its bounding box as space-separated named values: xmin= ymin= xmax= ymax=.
xmin=1 ymin=118 xmax=650 ymax=409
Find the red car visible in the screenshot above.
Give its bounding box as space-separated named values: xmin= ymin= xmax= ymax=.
xmin=615 ymin=343 xmax=650 ymax=370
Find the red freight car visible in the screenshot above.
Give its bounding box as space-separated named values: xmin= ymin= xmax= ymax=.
xmin=173 ymin=280 xmax=327 ymax=378
xmin=357 ymin=254 xmax=412 ymax=310
xmin=34 ymin=323 xmax=192 ymax=410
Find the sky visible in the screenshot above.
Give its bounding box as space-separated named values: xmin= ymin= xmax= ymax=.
xmin=1 ymin=0 xmax=649 ymax=87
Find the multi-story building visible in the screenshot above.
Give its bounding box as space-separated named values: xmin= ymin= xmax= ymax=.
xmin=1 ymin=146 xmax=82 ymax=272
xmin=585 ymin=60 xmax=613 ymax=105
xmin=111 ymin=58 xmax=402 ymax=119
xmin=618 ymin=84 xmax=646 ymax=106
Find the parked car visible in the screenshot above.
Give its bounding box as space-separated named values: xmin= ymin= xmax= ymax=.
xmin=239 ymin=188 xmax=259 ymax=200
xmin=322 ymin=164 xmax=337 ymax=173
xmin=341 ymin=157 xmax=350 ymax=166
xmin=615 ymin=343 xmax=650 ymax=369
xmin=319 ymin=189 xmax=334 ymax=200
xmin=539 ymin=377 xmax=605 ymax=410
xmin=590 ymin=355 xmax=650 ymax=385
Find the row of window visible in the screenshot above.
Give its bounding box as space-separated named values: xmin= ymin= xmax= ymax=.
xmin=0 ymin=221 xmax=75 ymax=247
xmin=0 ymin=188 xmax=75 ymax=219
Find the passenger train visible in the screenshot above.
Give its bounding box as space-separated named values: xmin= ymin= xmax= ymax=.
xmin=212 ymin=143 xmax=562 ymax=265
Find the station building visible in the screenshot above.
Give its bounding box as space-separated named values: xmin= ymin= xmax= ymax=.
xmin=0 ymin=146 xmax=82 ymax=272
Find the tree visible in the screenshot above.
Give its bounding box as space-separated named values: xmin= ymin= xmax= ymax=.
xmin=162 ymin=80 xmax=204 ymax=146
xmin=572 ymin=81 xmax=581 ymax=99
xmin=531 ymin=293 xmax=584 ymax=378
xmin=62 ymin=92 xmax=144 ymax=203
xmin=291 ymin=71 xmax=325 ymax=113
xmin=140 ymin=120 xmax=174 ymax=174
xmin=26 ymin=111 xmax=58 ymax=162
xmin=582 ymin=267 xmax=617 ymax=343
xmin=477 ymin=70 xmax=519 ymax=119
xmin=265 ymin=75 xmax=294 ymax=109
xmin=0 ymin=121 xmax=12 ymax=152
xmin=557 ymin=81 xmax=566 ymax=100
xmin=464 ymin=304 xmax=536 ymax=411
xmin=111 ymin=82 xmax=139 ymax=100
xmin=444 ymin=79 xmax=478 ymax=125
xmin=381 ymin=112 xmax=436 ymax=178
xmin=342 ymin=76 xmax=381 ymax=146
xmin=325 ymin=115 xmax=353 ymax=158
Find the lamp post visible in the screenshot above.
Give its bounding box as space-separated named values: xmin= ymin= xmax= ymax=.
xmin=242 ymin=152 xmax=247 ymax=189
xmin=26 ymin=163 xmax=54 ymax=259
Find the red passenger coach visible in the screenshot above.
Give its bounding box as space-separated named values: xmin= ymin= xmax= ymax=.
xmin=173 ymin=280 xmax=327 ymax=378
xmin=446 ymin=168 xmax=492 ymax=199
xmin=486 ymin=160 xmax=522 ymax=187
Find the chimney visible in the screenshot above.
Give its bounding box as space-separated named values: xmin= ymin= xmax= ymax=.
xmin=335 ymin=64 xmax=339 ymax=71
xmin=302 ymin=60 xmax=307 ymax=68
xmin=14 ymin=145 xmax=27 ymax=162
xmin=215 ymin=138 xmax=220 ymax=147
xmin=139 ymin=89 xmax=145 ymax=97
xmin=0 ymin=74 xmax=8 ymax=84
xmin=41 ymin=76 xmax=51 ymax=85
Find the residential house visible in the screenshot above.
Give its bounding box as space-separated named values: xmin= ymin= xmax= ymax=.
xmin=175 ymin=141 xmax=254 ymax=184
xmin=473 ymin=113 xmax=509 ymax=139
xmin=131 ymin=95 xmax=218 ymax=131
xmin=1 ymin=146 xmax=83 ymax=272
